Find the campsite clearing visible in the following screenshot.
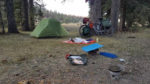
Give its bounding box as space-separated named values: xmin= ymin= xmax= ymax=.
xmin=0 ymin=24 xmax=150 ymax=84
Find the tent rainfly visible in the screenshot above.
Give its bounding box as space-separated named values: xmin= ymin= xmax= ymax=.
xmin=30 ymin=18 xmax=68 ymax=38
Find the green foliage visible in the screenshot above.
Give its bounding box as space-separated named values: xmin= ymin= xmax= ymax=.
xmin=102 ymin=0 xmax=150 ymax=30
xmin=125 ymin=0 xmax=150 ymax=28
xmin=42 ymin=9 xmax=82 ymax=23
xmin=1 ymin=0 xmax=149 ymax=33
xmin=0 ymin=0 xmax=7 ymax=27
xmin=102 ymin=0 xmax=111 ymax=14
xmin=30 ymin=1 xmax=82 ymax=24
xmin=14 ymin=0 xmax=22 ymax=24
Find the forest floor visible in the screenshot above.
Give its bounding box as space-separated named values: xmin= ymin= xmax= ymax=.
xmin=0 ymin=24 xmax=150 ymax=84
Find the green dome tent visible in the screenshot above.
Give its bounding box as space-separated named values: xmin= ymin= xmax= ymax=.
xmin=30 ymin=18 xmax=68 ymax=38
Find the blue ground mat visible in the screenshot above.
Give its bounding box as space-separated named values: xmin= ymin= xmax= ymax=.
xmin=82 ymin=43 xmax=104 ymax=52
xmin=99 ymin=52 xmax=118 ymax=59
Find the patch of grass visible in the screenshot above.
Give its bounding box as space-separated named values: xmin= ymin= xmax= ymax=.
xmin=62 ymin=23 xmax=81 ymax=37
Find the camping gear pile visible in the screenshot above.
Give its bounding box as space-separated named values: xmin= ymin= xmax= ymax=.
xmin=66 ymin=43 xmax=104 ymax=65
xmin=79 ymin=18 xmax=93 ymax=37
xmin=63 ymin=37 xmax=96 ymax=44
xmin=79 ymin=18 xmax=112 ymax=37
xmin=65 ymin=54 xmax=88 ymax=65
xmin=65 ymin=43 xmax=121 ymax=66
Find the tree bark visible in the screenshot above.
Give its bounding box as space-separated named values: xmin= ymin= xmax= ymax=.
xmin=0 ymin=10 xmax=5 ymax=34
xmin=148 ymin=17 xmax=150 ymax=27
xmin=5 ymin=0 xmax=19 ymax=33
xmin=22 ymin=0 xmax=30 ymax=31
xmin=29 ymin=0 xmax=35 ymax=30
xmin=111 ymin=0 xmax=120 ymax=34
xmin=127 ymin=20 xmax=133 ymax=29
xmin=89 ymin=0 xmax=102 ymax=23
xmin=119 ymin=0 xmax=127 ymax=31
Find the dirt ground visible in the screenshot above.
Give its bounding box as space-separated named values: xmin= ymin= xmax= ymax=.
xmin=0 ymin=25 xmax=150 ymax=84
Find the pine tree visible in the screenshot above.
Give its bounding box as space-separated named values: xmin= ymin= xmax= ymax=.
xmin=89 ymin=0 xmax=102 ymax=23
xmin=22 ymin=0 xmax=30 ymax=31
xmin=5 ymin=0 xmax=19 ymax=33
xmin=29 ymin=0 xmax=35 ymax=30
xmin=111 ymin=0 xmax=120 ymax=34
xmin=0 ymin=9 xmax=5 ymax=34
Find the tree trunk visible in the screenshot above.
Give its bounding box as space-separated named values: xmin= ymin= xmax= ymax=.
xmin=119 ymin=0 xmax=126 ymax=32
xmin=22 ymin=0 xmax=30 ymax=31
xmin=89 ymin=0 xmax=102 ymax=23
xmin=111 ymin=0 xmax=120 ymax=34
xmin=0 ymin=10 xmax=5 ymax=34
xmin=148 ymin=17 xmax=150 ymax=27
xmin=29 ymin=0 xmax=35 ymax=30
xmin=127 ymin=20 xmax=133 ymax=29
xmin=5 ymin=0 xmax=19 ymax=33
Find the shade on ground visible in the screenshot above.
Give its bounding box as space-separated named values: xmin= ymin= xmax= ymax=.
xmin=30 ymin=18 xmax=68 ymax=38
